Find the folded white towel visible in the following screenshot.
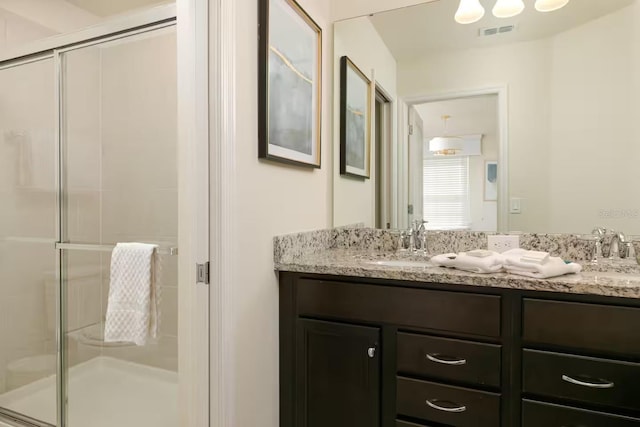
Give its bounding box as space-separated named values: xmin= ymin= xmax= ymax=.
xmin=503 ymin=248 xmax=581 ymax=279
xmin=431 ymin=251 xmax=504 ymax=274
xmin=520 ymin=250 xmax=550 ymax=265
xmin=104 ymin=243 xmax=159 ymax=346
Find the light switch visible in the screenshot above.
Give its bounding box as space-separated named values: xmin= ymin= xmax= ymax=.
xmin=510 ymin=197 xmax=522 ymax=214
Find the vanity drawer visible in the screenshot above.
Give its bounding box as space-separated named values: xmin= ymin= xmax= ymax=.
xmin=397 ymin=377 xmax=501 ymax=427
xmin=522 ymin=349 xmax=640 ymax=412
xmin=298 ymin=279 xmax=501 ymax=337
xmin=523 ymin=299 xmax=640 ymax=357
xmin=523 ymin=399 xmax=640 ymax=427
xmin=397 ymin=332 xmax=501 ymax=387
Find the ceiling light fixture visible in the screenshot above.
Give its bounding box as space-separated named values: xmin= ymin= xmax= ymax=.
xmin=455 ymin=0 xmax=485 ymax=24
xmin=429 ymin=115 xmax=464 ymax=156
xmin=492 ymin=0 xmax=525 ymax=18
xmin=455 ymin=0 xmax=571 ymax=23
xmin=534 ymin=0 xmax=570 ymax=12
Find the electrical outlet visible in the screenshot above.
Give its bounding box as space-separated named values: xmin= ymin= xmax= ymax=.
xmin=488 ymin=235 xmax=519 ymax=253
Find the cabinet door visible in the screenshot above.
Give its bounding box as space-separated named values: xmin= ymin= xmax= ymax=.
xmin=296 ymin=319 xmax=380 ymax=427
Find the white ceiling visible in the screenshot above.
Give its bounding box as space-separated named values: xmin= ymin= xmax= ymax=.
xmin=416 ymin=95 xmax=498 ymax=138
xmin=369 ymin=0 xmax=635 ymax=61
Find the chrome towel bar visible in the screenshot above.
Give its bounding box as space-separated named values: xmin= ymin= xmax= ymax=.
xmin=55 ymin=242 xmax=178 ymax=256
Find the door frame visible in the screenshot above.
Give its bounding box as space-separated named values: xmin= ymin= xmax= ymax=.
xmin=401 ymin=86 xmax=509 ymax=233
xmin=177 ymin=0 xmax=212 ymax=425
xmin=205 ymin=0 xmax=236 ymax=427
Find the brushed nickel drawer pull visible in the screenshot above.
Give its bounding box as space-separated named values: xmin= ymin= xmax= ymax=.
xmin=426 ymin=353 xmax=467 ymax=366
xmin=561 ymin=374 xmax=615 ymax=389
xmin=426 ymin=399 xmax=467 ymax=413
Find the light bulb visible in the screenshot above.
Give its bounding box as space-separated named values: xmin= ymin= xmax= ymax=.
xmin=455 ymin=0 xmax=485 ymax=25
xmin=492 ymin=0 xmax=525 ymax=18
xmin=535 ymin=0 xmax=570 ymax=12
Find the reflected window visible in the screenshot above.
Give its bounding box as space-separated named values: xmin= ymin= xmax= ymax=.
xmin=423 ymin=157 xmax=470 ymax=230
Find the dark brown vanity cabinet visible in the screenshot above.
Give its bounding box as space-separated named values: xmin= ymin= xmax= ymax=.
xmin=522 ymin=298 xmax=640 ymax=426
xmin=296 ymin=319 xmax=381 ymax=427
xmin=279 ymin=273 xmax=640 ymax=427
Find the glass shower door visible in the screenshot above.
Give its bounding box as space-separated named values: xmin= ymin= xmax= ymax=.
xmin=0 ymin=58 xmax=58 ymax=425
xmin=59 ymin=25 xmax=178 ymax=427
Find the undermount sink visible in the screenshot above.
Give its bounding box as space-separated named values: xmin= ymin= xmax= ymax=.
xmin=365 ymin=259 xmax=433 ymax=268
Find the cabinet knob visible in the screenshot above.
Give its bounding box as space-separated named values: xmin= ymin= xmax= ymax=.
xmin=367 ymin=347 xmax=376 ymax=358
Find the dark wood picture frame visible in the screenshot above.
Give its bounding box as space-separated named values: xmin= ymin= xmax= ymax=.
xmin=258 ymin=0 xmax=322 ymax=168
xmin=340 ymin=56 xmax=372 ymax=178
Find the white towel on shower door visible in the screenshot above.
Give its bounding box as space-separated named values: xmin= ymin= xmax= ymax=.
xmin=104 ymin=243 xmax=159 ymax=346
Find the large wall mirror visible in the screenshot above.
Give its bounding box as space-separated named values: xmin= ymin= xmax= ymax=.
xmin=333 ymin=0 xmax=640 ymax=236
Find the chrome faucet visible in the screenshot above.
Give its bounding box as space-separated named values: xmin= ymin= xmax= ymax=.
xmin=610 ymin=231 xmax=630 ymax=259
xmin=397 ymin=220 xmax=429 ymax=253
xmin=412 ymin=219 xmax=429 ymax=254
xmin=594 ymin=227 xmax=630 ymax=259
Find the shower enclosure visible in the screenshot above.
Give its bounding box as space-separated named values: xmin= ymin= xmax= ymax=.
xmin=0 ymin=21 xmax=178 ymax=427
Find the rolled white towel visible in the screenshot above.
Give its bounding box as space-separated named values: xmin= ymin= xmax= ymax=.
xmin=431 ymin=251 xmax=504 ymax=274
xmin=430 ymin=253 xmax=458 ymax=268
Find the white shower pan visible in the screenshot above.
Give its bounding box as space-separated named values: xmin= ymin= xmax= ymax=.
xmin=0 ymin=356 xmax=177 ymax=427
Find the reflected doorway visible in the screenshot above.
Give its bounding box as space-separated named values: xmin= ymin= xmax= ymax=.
xmin=408 ymin=93 xmax=502 ymax=232
xmin=375 ymin=85 xmax=392 ymax=229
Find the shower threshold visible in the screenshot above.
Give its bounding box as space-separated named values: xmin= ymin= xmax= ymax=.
xmin=0 ymin=357 xmax=177 ymax=427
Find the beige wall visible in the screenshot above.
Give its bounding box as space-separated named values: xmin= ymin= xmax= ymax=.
xmin=231 ymin=0 xmax=333 ymax=426
xmin=0 ymin=9 xmax=55 ymax=54
xmin=333 ymin=16 xmax=397 ymax=227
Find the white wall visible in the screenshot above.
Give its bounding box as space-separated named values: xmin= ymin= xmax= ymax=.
xmin=333 ymin=16 xmax=397 ymax=227
xmin=229 ymin=0 xmax=333 ymax=426
xmin=546 ymin=3 xmax=640 ymax=234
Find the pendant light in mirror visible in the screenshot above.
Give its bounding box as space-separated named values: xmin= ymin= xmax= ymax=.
xmin=455 ymin=0 xmax=485 ymax=24
xmin=535 ymin=0 xmax=570 ymax=12
xmin=492 ymin=0 xmax=525 ymax=18
xmin=429 ymin=115 xmax=464 ymax=156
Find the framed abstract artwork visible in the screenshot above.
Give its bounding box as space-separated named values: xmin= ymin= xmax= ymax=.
xmin=339 ymin=56 xmax=371 ymax=178
xmin=258 ymin=0 xmax=322 ymax=167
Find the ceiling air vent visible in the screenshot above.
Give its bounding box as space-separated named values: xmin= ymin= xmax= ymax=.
xmin=479 ymin=24 xmax=516 ymax=37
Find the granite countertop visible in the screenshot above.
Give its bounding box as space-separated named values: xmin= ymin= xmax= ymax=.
xmin=275 ymin=248 xmax=640 ymax=299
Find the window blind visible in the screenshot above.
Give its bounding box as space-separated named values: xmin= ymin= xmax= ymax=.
xmin=423 ymin=156 xmax=470 ymax=230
